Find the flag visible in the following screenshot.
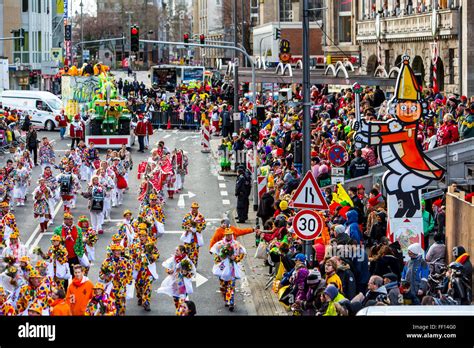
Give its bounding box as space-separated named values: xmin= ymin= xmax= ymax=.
xmin=332 ymin=183 xmax=354 ymax=207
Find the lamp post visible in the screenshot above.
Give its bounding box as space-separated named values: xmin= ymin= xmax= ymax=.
xmin=80 ymin=0 xmax=83 ymax=65
xmin=233 ymin=0 xmax=240 ymax=133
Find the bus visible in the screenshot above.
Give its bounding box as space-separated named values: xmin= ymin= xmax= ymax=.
xmin=150 ymin=65 xmax=205 ymax=91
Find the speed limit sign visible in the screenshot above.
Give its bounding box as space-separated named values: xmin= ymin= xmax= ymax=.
xmin=292 ymin=210 xmax=324 ymax=241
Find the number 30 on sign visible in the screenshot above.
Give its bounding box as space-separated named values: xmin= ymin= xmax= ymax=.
xmin=292 ymin=210 xmax=324 ymax=241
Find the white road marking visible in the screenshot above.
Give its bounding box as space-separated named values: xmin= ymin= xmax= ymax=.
xmin=172 ymin=130 xmax=179 ymax=134
xmin=222 ymin=200 xmax=230 ymax=205
xmin=192 ymin=272 xmax=208 ymax=288
xmin=217 ymin=175 xmax=224 ymax=181
xmin=177 ymin=191 xmax=196 ymax=209
xmin=220 ymin=191 xmax=228 ymax=196
xmin=219 ymin=183 xmax=226 ymax=188
xmin=163 ymin=134 xmax=171 ymax=139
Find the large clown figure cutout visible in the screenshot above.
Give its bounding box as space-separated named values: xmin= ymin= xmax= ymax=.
xmin=354 ymin=55 xmax=445 ymax=253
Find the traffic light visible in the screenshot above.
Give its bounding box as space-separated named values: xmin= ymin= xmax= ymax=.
xmin=280 ymin=39 xmax=290 ymax=54
xmin=65 ymin=25 xmax=71 ymax=41
xmin=199 ymin=34 xmax=205 ymax=45
xmin=183 ymin=34 xmax=189 ymax=45
xmin=19 ymin=29 xmax=25 ymax=48
xmin=250 ymin=118 xmax=260 ymax=143
xmin=274 ymin=28 xmax=281 ymax=40
xmin=130 ymin=25 xmax=139 ymax=52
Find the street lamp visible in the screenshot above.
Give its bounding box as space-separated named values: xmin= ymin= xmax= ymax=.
xmin=80 ymin=0 xmax=84 ymax=65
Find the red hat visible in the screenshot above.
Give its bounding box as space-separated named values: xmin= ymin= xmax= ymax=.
xmin=138 ymin=114 xmax=144 ymax=119
xmin=276 ymin=148 xmax=284 ymax=157
xmin=357 ymin=184 xmax=365 ymax=190
xmin=433 ymin=198 xmax=443 ymax=208
xmin=461 ymin=95 xmax=468 ymax=102
xmin=74 ymin=114 xmax=80 ymax=120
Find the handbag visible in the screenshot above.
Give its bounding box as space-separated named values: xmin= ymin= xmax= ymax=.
xmin=254 ymin=241 xmax=268 ymax=260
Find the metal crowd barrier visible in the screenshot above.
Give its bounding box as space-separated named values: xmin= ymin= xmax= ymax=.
xmin=149 ymin=111 xmax=201 ymax=129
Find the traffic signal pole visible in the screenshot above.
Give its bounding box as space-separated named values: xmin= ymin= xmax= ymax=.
xmin=141 ymin=39 xmax=259 ymax=212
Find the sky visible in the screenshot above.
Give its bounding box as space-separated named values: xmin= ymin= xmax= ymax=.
xmin=69 ymin=0 xmax=97 ymax=16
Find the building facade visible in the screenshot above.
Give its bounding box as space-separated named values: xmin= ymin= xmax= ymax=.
xmin=252 ymin=0 xmax=324 ymax=64
xmin=356 ymin=0 xmax=465 ymax=95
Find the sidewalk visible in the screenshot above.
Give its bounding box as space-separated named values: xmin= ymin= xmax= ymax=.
xmin=231 ymin=209 xmax=288 ymax=316
xmin=210 ymin=138 xmax=238 ymax=177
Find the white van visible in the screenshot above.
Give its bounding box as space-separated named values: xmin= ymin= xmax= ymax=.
xmin=0 ymin=90 xmax=62 ymax=131
xmin=356 ymin=305 xmax=474 ymax=316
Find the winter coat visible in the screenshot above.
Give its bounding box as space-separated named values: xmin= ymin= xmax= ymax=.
xmin=352 ymin=249 xmax=370 ymax=294
xmin=370 ymin=255 xmax=402 ymax=279
xmin=460 ymin=114 xmax=474 ymax=139
xmin=401 ymin=256 xmax=430 ymax=296
xmin=348 ymin=157 xmax=369 ymax=178
xmin=362 ymin=286 xmax=387 ymax=307
xmin=291 ymin=265 xmax=309 ymax=302
xmin=425 ymin=242 xmax=446 ymax=263
xmin=336 ymin=265 xmax=356 ymax=300
xmin=422 ymin=210 xmax=435 ymax=236
xmin=384 ymin=281 xmax=402 ymax=305
xmin=345 ymin=210 xmax=362 ymax=245
xmin=257 ymin=192 xmax=275 ymax=224
xmin=437 ymin=122 xmax=459 ymax=146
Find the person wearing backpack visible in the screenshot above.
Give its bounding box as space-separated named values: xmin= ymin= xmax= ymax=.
xmin=235 ymin=166 xmax=251 ymax=223
xmin=56 ymin=164 xmax=80 ymax=213
xmin=81 ymin=176 xmax=105 ymax=234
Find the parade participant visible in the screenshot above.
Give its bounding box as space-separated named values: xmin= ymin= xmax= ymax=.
xmin=50 ymin=288 xmax=71 ymax=316
xmin=54 ymin=213 xmax=85 ymax=275
xmin=118 ymin=210 xmax=136 ymax=248
xmin=38 ymin=137 xmax=56 ymax=171
xmin=18 ymin=256 xmax=34 ymax=280
xmin=105 ymin=233 xmax=128 ymax=259
xmin=1 ymin=232 xmax=28 ymax=265
xmin=68 ymin=148 xmax=83 ymax=180
xmin=35 ymin=235 xmax=71 ymax=291
xmin=111 ymin=157 xmax=127 ymax=206
xmin=32 ymin=178 xmax=53 ymax=233
xmin=69 ymin=114 xmax=84 ymax=150
xmin=0 ymin=286 xmax=16 ymax=316
xmin=118 ymin=144 xmax=133 ymax=183
xmin=16 ymin=269 xmax=51 ymax=315
xmin=130 ymin=229 xmax=160 ymax=312
xmin=83 ymin=142 xmax=99 ymax=183
xmin=81 ymin=175 xmax=105 ymax=235
xmin=174 ymin=149 xmax=188 ymax=191
xmin=12 ymin=161 xmax=29 ymax=207
xmin=85 ymin=282 xmax=117 ymax=316
xmin=36 ymin=260 xmax=57 ymax=294
xmin=209 ymin=218 xmax=257 ymax=249
xmin=100 ymin=244 xmax=133 ymax=316
xmin=0 ymin=169 xmax=14 ymax=212
xmin=144 ymin=113 xmax=154 ymax=150
xmin=78 ymin=216 xmax=98 ymax=267
xmin=56 ymin=164 xmax=80 ymax=213
xmin=77 ymin=140 xmax=88 ymax=182
xmin=0 ymin=201 xmax=19 ymax=247
xmin=157 ymin=245 xmax=196 ymax=309
xmin=140 ymin=193 xmax=165 ymax=242
xmin=181 ymin=202 xmax=207 ymax=268
xmin=135 ymin=114 xmax=148 ymax=153
xmin=66 ymin=264 xmax=94 ymax=316
xmin=25 ymin=125 xmax=38 ymax=166
xmin=55 ymin=110 xmax=69 ymax=140
xmin=41 ymin=166 xmax=59 ymax=223
xmin=210 ymin=228 xmax=247 ymax=311
xmin=161 ymin=152 xmax=177 ymax=199
xmin=97 ymin=167 xmax=115 ymax=221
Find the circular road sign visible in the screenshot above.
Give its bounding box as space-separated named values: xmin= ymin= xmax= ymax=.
xmin=292 ymin=210 xmax=324 ymax=241
xmin=328 ymin=144 xmax=349 ymax=167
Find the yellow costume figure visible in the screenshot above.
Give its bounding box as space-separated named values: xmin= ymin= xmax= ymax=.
xmin=130 ymin=230 xmax=160 ymax=312
xmin=16 ymin=270 xmax=52 ymax=315
xmin=100 ymin=244 xmax=133 ymax=316
xmin=181 ymin=202 xmax=206 ymax=268
xmin=85 ymin=282 xmax=116 ymax=316
xmin=140 ymin=194 xmax=166 ymax=242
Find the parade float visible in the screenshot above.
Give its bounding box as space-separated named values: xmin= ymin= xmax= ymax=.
xmin=61 ymin=64 xmax=134 ymax=148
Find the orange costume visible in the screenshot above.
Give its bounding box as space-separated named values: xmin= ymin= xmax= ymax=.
xmin=354 ymin=55 xmax=445 ymax=218
xmin=209 ymin=226 xmax=255 ymax=249
xmin=66 ymin=276 xmax=94 ymax=316
xmin=51 ymin=299 xmax=72 ymax=316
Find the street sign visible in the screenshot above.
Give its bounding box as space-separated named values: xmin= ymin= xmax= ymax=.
xmin=328 ymin=144 xmax=349 ymax=167
xmin=83 ymin=49 xmax=90 ymax=61
xmin=50 ymin=48 xmax=63 ymax=62
xmin=290 ymin=171 xmax=328 ymax=210
xmin=233 ymin=112 xmax=241 ymax=121
xmin=331 ymin=167 xmax=345 ymax=185
xmin=293 ymin=210 xmax=324 ymax=241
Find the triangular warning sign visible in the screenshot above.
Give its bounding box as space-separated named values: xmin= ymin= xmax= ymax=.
xmin=290 ymin=171 xmax=329 ymax=210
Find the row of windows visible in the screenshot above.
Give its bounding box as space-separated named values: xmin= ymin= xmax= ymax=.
xmin=279 ymin=0 xmax=324 ymax=22
xmin=22 ymin=0 xmax=50 ymax=14
xmin=13 ymin=30 xmax=43 ymax=52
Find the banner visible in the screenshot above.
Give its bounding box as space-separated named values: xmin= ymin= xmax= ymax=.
xmin=63 ymin=0 xmax=68 ymax=19
xmin=57 ymin=0 xmax=64 ymax=15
